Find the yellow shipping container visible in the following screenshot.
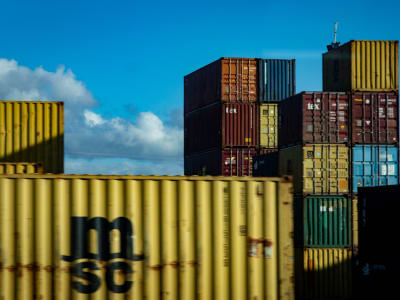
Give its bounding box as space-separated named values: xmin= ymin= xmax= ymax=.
xmin=0 ymin=174 xmax=294 ymax=300
xmin=0 ymin=162 xmax=43 ymax=174
xmin=0 ymin=101 xmax=64 ymax=173
xmin=260 ymin=103 xmax=278 ymax=148
xmin=279 ymin=144 xmax=349 ymax=195
xmin=295 ymin=248 xmax=353 ymax=300
xmin=323 ymin=40 xmax=399 ymax=92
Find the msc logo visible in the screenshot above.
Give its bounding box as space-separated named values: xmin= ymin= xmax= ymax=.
xmin=61 ymin=217 xmax=144 ymax=294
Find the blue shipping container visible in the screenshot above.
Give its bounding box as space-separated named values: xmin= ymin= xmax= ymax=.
xmin=352 ymin=145 xmax=399 ymax=193
xmin=258 ymin=59 xmax=296 ymax=102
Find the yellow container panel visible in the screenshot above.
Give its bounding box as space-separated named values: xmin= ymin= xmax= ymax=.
xmin=279 ymin=144 xmax=349 ymax=195
xmin=260 ymin=103 xmax=278 ymax=148
xmin=323 ymin=40 xmax=399 ymax=92
xmin=0 ymin=162 xmax=43 ymax=174
xmin=295 ymin=248 xmax=352 ymax=300
xmin=0 ymin=174 xmax=294 ymax=300
xmin=0 ymin=101 xmax=64 ymax=173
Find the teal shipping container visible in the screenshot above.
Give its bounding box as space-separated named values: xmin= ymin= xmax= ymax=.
xmin=300 ymin=195 xmax=351 ymax=248
xmin=352 ymin=145 xmax=399 ymax=193
xmin=258 ymin=59 xmax=296 ymax=102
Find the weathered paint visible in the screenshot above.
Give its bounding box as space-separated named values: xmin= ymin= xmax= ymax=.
xmin=184 ymin=58 xmax=257 ymax=114
xmin=352 ymin=144 xmax=399 ymax=193
xmin=0 ymin=101 xmax=64 ymax=173
xmin=279 ymin=144 xmax=349 ymax=195
xmin=295 ymin=248 xmax=353 ymax=300
xmin=0 ymin=162 xmax=43 ymax=174
xmin=258 ymin=59 xmax=296 ymax=102
xmin=279 ymin=92 xmax=349 ymax=148
xmin=302 ymin=196 xmax=351 ymax=248
xmin=0 ymin=174 xmax=294 ymax=300
xmin=350 ymin=92 xmax=398 ymax=144
xmin=323 ymin=40 xmax=399 ymax=92
xmin=260 ymin=103 xmax=278 ymax=148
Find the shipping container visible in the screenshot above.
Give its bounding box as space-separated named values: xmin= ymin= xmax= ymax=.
xmin=184 ymin=58 xmax=257 ymax=114
xmin=185 ymin=147 xmax=257 ymax=176
xmin=352 ymin=144 xmax=399 ymax=193
xmin=252 ymin=151 xmax=279 ymax=177
xmin=355 ymin=185 xmax=400 ymax=298
xmin=0 ymin=174 xmax=294 ymax=300
xmin=258 ymin=59 xmax=296 ymax=102
xmin=260 ymin=103 xmax=278 ymax=148
xmin=184 ymin=103 xmax=259 ymax=155
xmin=279 ymin=144 xmax=349 ymax=195
xmin=300 ymin=195 xmax=351 ymax=248
xmin=323 ymin=40 xmax=399 ymax=92
xmin=279 ymin=92 xmax=349 ymax=148
xmin=0 ymin=162 xmax=43 ymax=174
xmin=0 ymin=101 xmax=64 ymax=173
xmin=350 ymin=92 xmax=398 ymax=144
xmin=295 ymin=248 xmax=352 ymax=300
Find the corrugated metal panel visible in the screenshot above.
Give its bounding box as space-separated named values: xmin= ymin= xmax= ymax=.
xmin=260 ymin=103 xmax=278 ymax=148
xmin=350 ymin=92 xmax=398 ymax=144
xmin=258 ymin=59 xmax=296 ymax=102
xmin=0 ymin=162 xmax=43 ymax=174
xmin=323 ymin=40 xmax=399 ymax=92
xmin=184 ymin=58 xmax=257 ymax=114
xmin=279 ymin=144 xmax=349 ymax=195
xmin=295 ymin=248 xmax=352 ymax=300
xmin=279 ymin=92 xmax=349 ymax=148
xmin=184 ymin=103 xmax=259 ymax=155
xmin=252 ymin=151 xmax=279 ymax=177
xmin=302 ymin=196 xmax=351 ymax=248
xmin=352 ymin=144 xmax=399 ymax=193
xmin=0 ymin=174 xmax=294 ymax=300
xmin=0 ymin=101 xmax=64 ymax=173
xmin=185 ymin=148 xmax=257 ymax=176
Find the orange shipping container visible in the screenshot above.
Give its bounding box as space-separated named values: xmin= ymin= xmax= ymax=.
xmin=184 ymin=58 xmax=257 ymax=114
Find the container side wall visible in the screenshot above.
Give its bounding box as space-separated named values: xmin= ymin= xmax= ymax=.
xmin=0 ymin=101 xmax=64 ymax=173
xmin=0 ymin=176 xmax=294 ymax=300
xmin=0 ymin=162 xmax=43 ymax=174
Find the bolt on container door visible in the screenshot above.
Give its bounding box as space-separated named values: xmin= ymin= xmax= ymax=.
xmin=258 ymin=59 xmax=296 ymax=102
xmin=279 ymin=144 xmax=349 ymax=195
xmin=279 ymin=92 xmax=349 ymax=148
xmin=259 ymin=103 xmax=278 ymax=148
xmin=302 ymin=196 xmax=351 ymax=248
xmin=0 ymin=101 xmax=64 ymax=173
xmin=350 ymin=92 xmax=398 ymax=144
xmin=295 ymin=248 xmax=353 ymax=300
xmin=0 ymin=174 xmax=294 ymax=300
xmin=323 ymin=40 xmax=399 ymax=92
xmin=352 ymin=144 xmax=399 ymax=193
xmin=222 ymin=148 xmax=257 ymax=176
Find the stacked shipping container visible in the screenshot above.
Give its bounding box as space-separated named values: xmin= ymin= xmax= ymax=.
xmin=184 ymin=58 xmax=295 ymax=176
xmin=253 ymin=40 xmax=399 ymax=300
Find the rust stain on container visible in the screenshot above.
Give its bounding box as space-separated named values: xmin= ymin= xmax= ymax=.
xmin=184 ymin=58 xmax=257 ymax=114
xmin=350 ymin=92 xmax=398 ymax=144
xmin=0 ymin=174 xmax=294 ymax=300
xmin=279 ymin=92 xmax=349 ymax=148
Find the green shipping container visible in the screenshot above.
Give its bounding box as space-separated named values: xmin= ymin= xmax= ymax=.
xmin=301 ymin=195 xmax=351 ymax=248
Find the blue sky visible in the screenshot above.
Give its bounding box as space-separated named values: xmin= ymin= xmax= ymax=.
xmin=1 ymin=0 xmax=399 ymax=174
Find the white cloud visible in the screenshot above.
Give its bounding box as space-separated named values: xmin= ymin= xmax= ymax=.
xmin=0 ymin=58 xmax=183 ymax=174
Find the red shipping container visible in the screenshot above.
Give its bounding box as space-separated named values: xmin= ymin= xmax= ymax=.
xmin=184 ymin=147 xmax=257 ymax=176
xmin=350 ymin=92 xmax=398 ymax=144
xmin=279 ymin=92 xmax=349 ymax=147
xmin=184 ymin=58 xmax=257 ymax=114
xmin=184 ymin=103 xmax=259 ymax=156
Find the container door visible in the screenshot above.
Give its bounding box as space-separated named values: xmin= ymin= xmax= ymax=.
xmin=352 ymin=146 xmax=373 ymax=193
xmin=377 ymin=146 xmax=399 ymax=186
